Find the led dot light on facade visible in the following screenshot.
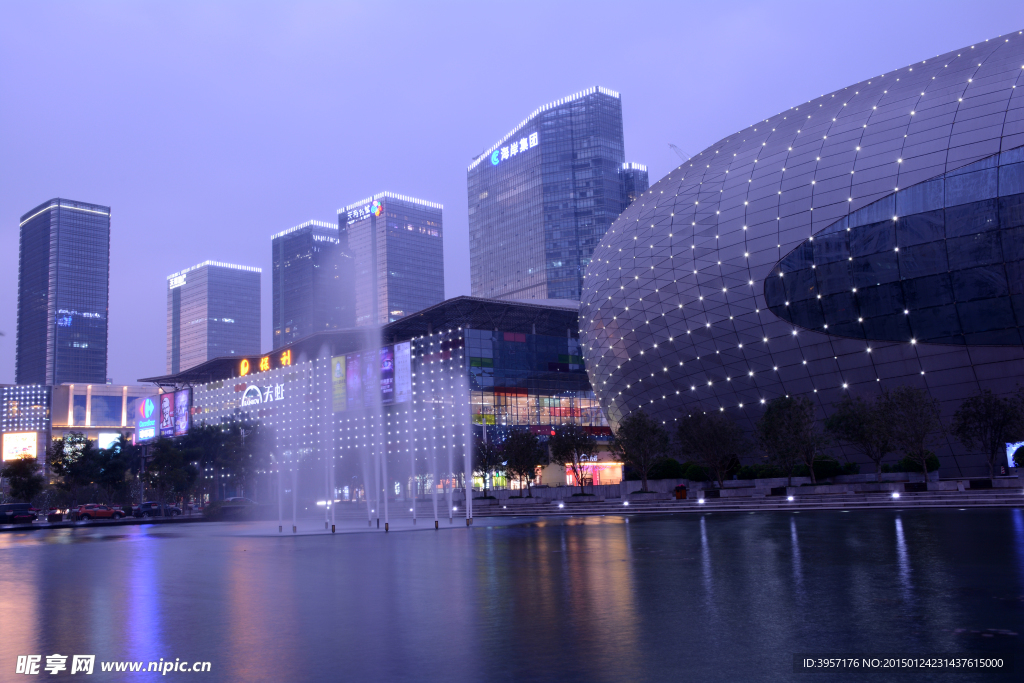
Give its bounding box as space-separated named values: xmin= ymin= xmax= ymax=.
xmin=580 ymin=31 xmax=1024 ymax=477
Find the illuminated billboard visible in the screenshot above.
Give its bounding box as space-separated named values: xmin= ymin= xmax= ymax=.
xmin=380 ymin=346 xmax=395 ymax=406
xmin=334 ymin=344 xmax=413 ymax=412
xmin=134 ymin=395 xmax=159 ymax=442
xmin=97 ymin=432 xmax=121 ymax=450
xmin=332 ymin=356 xmax=346 ymax=412
xmin=1008 ymin=442 xmax=1024 ymax=469
xmin=395 ymin=342 xmax=411 ymax=404
xmin=159 ymin=392 xmax=176 ymax=438
xmin=174 ymin=389 xmax=191 ymax=436
xmin=345 ymin=352 xmax=363 ymax=410
xmin=2 ymin=432 xmax=37 ymax=460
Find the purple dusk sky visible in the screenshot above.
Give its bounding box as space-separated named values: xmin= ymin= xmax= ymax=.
xmin=0 ymin=1 xmax=1017 ymax=385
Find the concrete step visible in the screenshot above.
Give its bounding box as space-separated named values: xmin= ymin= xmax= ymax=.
xmin=320 ymin=489 xmax=1024 ymax=520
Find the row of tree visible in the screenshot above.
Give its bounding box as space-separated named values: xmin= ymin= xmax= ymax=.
xmin=467 ymin=384 xmax=1024 ymax=496
xmin=625 ymin=385 xmax=1024 ymax=489
xmin=0 ymin=422 xmax=271 ymax=507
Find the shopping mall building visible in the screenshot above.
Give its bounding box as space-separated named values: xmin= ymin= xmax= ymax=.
xmin=580 ymin=31 xmax=1024 ymax=476
xmin=138 ymin=297 xmax=618 ymax=497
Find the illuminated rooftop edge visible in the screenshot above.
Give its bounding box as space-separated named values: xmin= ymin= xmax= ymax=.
xmin=167 ymin=260 xmax=261 ymax=279
xmin=269 ymin=219 xmax=336 ymax=240
xmin=622 ymin=162 xmax=647 ymax=171
xmin=340 ymin=191 xmax=443 ymax=213
xmin=467 ymin=86 xmax=620 ymax=172
xmin=19 ymin=200 xmax=111 ymax=226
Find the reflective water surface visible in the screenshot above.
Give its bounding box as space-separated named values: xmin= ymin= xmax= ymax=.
xmin=1 ymin=509 xmax=1022 ymax=682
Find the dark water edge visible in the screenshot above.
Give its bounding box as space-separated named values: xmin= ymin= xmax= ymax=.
xmin=0 ymin=508 xmax=1022 ymax=682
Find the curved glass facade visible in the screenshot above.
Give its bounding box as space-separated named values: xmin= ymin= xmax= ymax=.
xmin=767 ymin=147 xmax=1024 ymax=345
xmin=579 ymin=31 xmax=1024 ymax=476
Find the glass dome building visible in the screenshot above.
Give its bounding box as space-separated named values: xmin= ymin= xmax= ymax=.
xmin=580 ymin=31 xmax=1024 ymax=476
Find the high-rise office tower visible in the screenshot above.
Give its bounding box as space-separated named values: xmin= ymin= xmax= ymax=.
xmin=619 ymin=162 xmax=650 ymax=212
xmin=166 ymin=261 xmax=261 ymax=373
xmin=271 ymin=220 xmax=352 ymax=349
xmin=16 ymin=198 xmax=110 ymax=385
xmin=468 ymin=87 xmax=644 ymax=302
xmin=339 ymin=192 xmax=444 ymax=326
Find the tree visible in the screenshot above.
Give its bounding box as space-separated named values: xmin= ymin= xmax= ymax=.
xmin=472 ymin=437 xmax=504 ymax=497
xmin=825 ymin=394 xmax=895 ymax=481
xmin=613 ymin=411 xmax=669 ymax=493
xmin=755 ymin=396 xmax=823 ymax=485
xmin=501 ymin=429 xmax=547 ymax=497
xmin=951 ymin=389 xmax=1024 ymax=479
xmin=883 ymin=386 xmax=943 ymax=477
xmin=47 ymin=432 xmax=102 ymax=499
xmin=0 ymin=457 xmax=45 ymax=502
xmin=181 ymin=423 xmax=226 ymax=502
xmin=96 ymin=434 xmax=137 ymax=504
xmin=549 ymin=424 xmax=598 ymax=494
xmin=216 ymin=423 xmax=271 ymax=500
xmin=675 ymin=411 xmax=748 ymax=488
xmin=144 ymin=439 xmax=199 ymax=507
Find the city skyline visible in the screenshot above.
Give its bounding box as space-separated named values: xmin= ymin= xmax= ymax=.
xmin=0 ymin=2 xmax=1016 ymax=384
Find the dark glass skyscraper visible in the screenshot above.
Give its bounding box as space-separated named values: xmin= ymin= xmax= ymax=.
xmin=340 ymin=192 xmax=444 ymax=326
xmin=467 ymin=87 xmax=645 ymax=302
xmin=619 ymin=162 xmax=650 ymax=212
xmin=16 ymin=198 xmax=110 ymax=385
xmin=271 ymin=220 xmax=352 ymax=349
xmin=166 ymin=261 xmax=261 ymax=373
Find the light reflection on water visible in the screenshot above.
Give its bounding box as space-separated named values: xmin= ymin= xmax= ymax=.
xmin=0 ymin=510 xmax=1021 ymax=682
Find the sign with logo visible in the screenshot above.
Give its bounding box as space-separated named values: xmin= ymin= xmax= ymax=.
xmin=174 ymin=389 xmax=191 ymax=436
xmin=2 ymin=432 xmax=37 ymax=460
xmin=239 ymin=349 xmax=293 ymax=378
xmin=169 ymin=273 xmax=187 ymax=289
xmin=490 ymin=132 xmax=539 ymax=166
xmin=240 ymin=383 xmax=285 ymax=408
xmin=346 ymin=199 xmax=386 ymax=224
xmin=134 ymin=396 xmax=158 ymax=442
xmin=159 ymin=392 xmax=176 ymax=438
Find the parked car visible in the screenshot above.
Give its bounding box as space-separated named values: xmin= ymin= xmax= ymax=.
xmin=134 ymin=502 xmax=182 ymax=518
xmin=77 ymin=504 xmax=126 ymax=520
xmin=223 ymin=497 xmax=257 ymax=505
xmin=0 ymin=503 xmax=37 ymax=524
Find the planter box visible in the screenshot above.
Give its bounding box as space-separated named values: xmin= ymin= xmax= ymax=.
xmin=46 ymin=513 xmax=63 ymax=523
xmin=504 ymin=497 xmax=545 ymax=505
xmin=566 ymin=496 xmax=605 ymax=503
xmin=701 ymin=489 xmax=721 ymax=499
